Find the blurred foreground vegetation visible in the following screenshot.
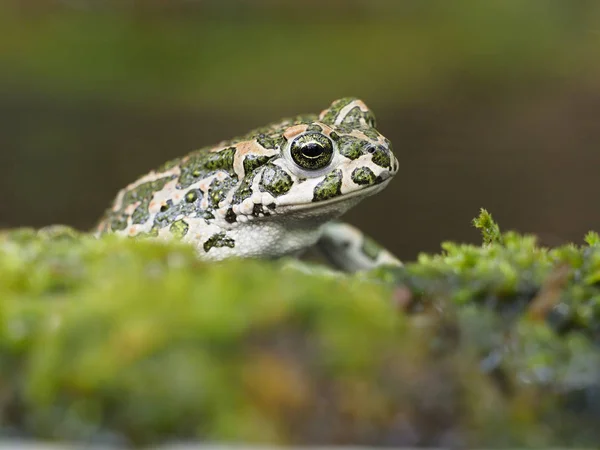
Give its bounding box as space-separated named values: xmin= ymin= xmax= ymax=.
xmin=0 ymin=211 xmax=599 ymax=446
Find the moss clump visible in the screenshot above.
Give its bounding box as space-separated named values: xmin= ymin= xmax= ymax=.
xmin=0 ymin=215 xmax=599 ymax=446
xmin=473 ymin=208 xmax=503 ymax=245
xmin=394 ymin=210 xmax=600 ymax=339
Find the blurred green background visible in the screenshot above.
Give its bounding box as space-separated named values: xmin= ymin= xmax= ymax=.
xmin=2 ymin=0 xmax=600 ymax=260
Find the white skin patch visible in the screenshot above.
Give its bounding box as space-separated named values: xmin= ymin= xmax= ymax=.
xmin=98 ymin=98 xmax=401 ymax=271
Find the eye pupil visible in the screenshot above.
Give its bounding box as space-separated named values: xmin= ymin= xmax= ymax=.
xmin=302 ymin=143 xmax=324 ymax=159
xmin=289 ymin=132 xmax=334 ymax=170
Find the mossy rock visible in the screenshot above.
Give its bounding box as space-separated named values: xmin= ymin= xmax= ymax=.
xmin=0 ymin=212 xmax=598 ymax=446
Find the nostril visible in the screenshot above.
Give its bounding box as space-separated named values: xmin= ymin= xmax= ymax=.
xmin=366 ymin=146 xmax=376 ymax=154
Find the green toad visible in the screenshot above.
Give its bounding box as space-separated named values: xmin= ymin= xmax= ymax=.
xmin=97 ymin=98 xmax=400 ymax=271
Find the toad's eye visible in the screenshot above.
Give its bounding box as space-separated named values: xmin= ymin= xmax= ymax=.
xmin=290 ymin=132 xmax=334 ymax=170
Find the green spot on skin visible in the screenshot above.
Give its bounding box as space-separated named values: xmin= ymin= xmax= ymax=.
xmin=371 ymin=147 xmax=391 ymax=169
xmin=260 ymin=164 xmax=293 ymax=197
xmin=351 ymin=167 xmax=377 ymax=185
xmin=362 ymin=236 xmax=382 ymax=261
xmin=344 ymin=106 xmax=377 ymax=128
xmin=152 ymin=193 xmax=205 ymax=230
xmin=203 ymin=232 xmax=235 ymax=252
xmin=185 ymin=190 xmax=199 ymax=203
xmin=337 ymin=135 xmax=365 ymax=160
xmin=177 ymin=147 xmax=236 ymax=189
xmin=131 ymin=204 xmax=147 ymax=225
xmin=208 ymin=176 xmax=236 ymax=209
xmin=204 ymin=147 xmax=236 ymax=172
xmin=110 ymin=215 xmax=128 ymax=232
xmin=122 ymin=177 xmax=174 ymax=208
xmin=336 ymin=124 xmax=353 ymax=134
xmin=225 ymin=208 xmax=237 ymax=223
xmin=169 ymin=220 xmax=189 ymax=240
xmin=257 ymin=134 xmax=286 ymax=151
xmin=252 ymin=204 xmax=267 ymax=217
xmin=313 ymin=169 xmax=343 ymax=202
xmin=306 ymin=123 xmax=323 ymax=133
xmin=361 ymin=127 xmax=380 ymax=140
xmin=232 ymin=178 xmax=253 ymax=205
xmin=243 ymin=154 xmax=271 ymax=175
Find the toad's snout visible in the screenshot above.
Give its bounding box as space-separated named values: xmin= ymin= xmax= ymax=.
xmin=368 ymin=144 xmax=398 ymax=178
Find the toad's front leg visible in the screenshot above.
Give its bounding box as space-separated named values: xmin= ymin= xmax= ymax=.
xmin=316 ymin=221 xmax=402 ymax=272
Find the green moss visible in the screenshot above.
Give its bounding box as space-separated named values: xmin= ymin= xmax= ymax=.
xmin=1 ymin=211 xmax=600 ymax=446
xmin=473 ymin=208 xmax=504 ymax=245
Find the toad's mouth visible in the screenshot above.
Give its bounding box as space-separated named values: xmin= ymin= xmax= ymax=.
xmin=275 ymin=178 xmax=392 ymax=214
